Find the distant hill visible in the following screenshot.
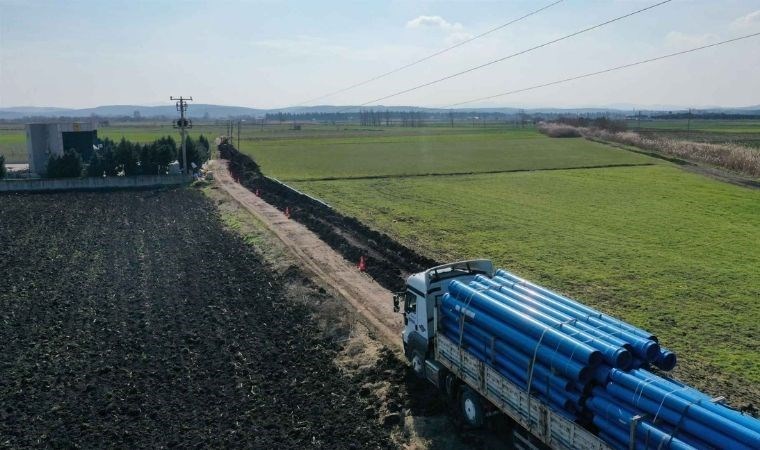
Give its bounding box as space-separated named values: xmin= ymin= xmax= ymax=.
xmin=1 ymin=104 xmax=758 ymax=120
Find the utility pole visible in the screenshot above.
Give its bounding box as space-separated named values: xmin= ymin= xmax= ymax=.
xmin=171 ymin=96 xmax=192 ymax=175
xmin=686 ymin=108 xmax=692 ymax=140
xmin=237 ymin=119 xmax=243 ymax=149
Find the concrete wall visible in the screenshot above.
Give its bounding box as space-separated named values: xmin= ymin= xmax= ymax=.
xmin=26 ymin=123 xmax=63 ymax=175
xmin=25 ymin=122 xmax=98 ymax=176
xmin=0 ymin=174 xmax=192 ymax=193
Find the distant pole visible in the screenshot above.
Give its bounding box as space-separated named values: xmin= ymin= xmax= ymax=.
xmin=687 ymin=108 xmax=692 ymax=140
xmin=237 ymin=119 xmax=244 ymax=149
xmin=170 ymin=96 xmax=192 ymax=175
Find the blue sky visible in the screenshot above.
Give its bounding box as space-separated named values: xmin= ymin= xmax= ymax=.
xmin=1 ymin=0 xmax=759 ymax=109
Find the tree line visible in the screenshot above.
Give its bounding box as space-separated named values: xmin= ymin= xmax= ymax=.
xmin=46 ymin=135 xmax=210 ymax=178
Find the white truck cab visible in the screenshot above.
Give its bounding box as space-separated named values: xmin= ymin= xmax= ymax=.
xmin=394 ymin=259 xmax=494 ymax=375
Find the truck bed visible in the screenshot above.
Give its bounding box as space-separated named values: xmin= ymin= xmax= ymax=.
xmin=435 ymin=334 xmax=610 ymax=450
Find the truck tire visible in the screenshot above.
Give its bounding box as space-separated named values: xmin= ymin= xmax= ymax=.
xmin=411 ymin=352 xmax=425 ymax=379
xmin=460 ymin=387 xmax=485 ymax=428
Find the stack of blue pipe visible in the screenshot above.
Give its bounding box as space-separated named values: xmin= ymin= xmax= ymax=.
xmin=441 ymin=268 xmax=760 ymax=449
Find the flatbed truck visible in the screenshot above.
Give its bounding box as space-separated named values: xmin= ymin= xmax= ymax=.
xmin=394 ymin=259 xmax=611 ymax=450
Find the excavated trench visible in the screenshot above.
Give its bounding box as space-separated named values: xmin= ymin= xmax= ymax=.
xmin=220 ymin=143 xmax=440 ymax=293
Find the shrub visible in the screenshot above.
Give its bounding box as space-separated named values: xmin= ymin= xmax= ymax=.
xmin=537 ymin=122 xmax=581 ymax=138
xmin=139 ymin=136 xmax=177 ymax=175
xmin=114 ymin=138 xmax=140 ymax=175
xmin=0 ymin=155 xmax=6 ymax=179
xmin=87 ymin=138 xmax=117 ymax=177
xmin=556 ymin=116 xmax=627 ymax=132
xmin=582 ymin=128 xmax=760 ymax=178
xmin=47 ymin=149 xmax=83 ymax=178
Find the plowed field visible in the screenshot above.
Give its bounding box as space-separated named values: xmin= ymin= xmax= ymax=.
xmin=0 ymin=189 xmax=400 ymax=448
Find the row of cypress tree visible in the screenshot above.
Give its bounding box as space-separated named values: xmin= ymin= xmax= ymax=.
xmin=46 ymin=135 xmax=210 ymax=178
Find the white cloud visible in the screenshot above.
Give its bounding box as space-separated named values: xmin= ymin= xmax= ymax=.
xmin=406 ymin=15 xmax=463 ymax=31
xmin=664 ymin=31 xmax=719 ymax=49
xmin=731 ymin=10 xmax=760 ymax=29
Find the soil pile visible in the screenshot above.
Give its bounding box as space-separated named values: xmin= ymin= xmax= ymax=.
xmin=220 ymin=144 xmax=439 ymax=292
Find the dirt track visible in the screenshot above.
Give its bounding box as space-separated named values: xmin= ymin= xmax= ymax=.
xmin=212 ymin=159 xmax=403 ymax=348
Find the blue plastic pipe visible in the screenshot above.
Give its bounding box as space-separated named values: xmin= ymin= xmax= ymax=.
xmin=655 ymin=348 xmax=677 ymax=371
xmin=587 ymin=392 xmax=696 ymax=450
xmin=606 ymin=372 xmax=759 ymax=449
xmin=440 ymin=317 xmax=576 ymax=393
xmin=476 ymin=275 xmax=635 ymax=351
xmin=490 ymin=275 xmax=661 ymax=362
xmin=470 ymin=279 xmax=632 ymax=369
xmin=604 ymin=381 xmax=752 ymax=450
xmin=440 ymin=302 xmax=593 ymax=383
xmin=631 ymin=369 xmax=760 ymax=435
xmin=592 ymin=415 xmax=691 ymax=450
xmin=495 ymin=269 xmax=657 ymax=341
xmin=446 ymin=282 xmax=603 ymax=367
xmin=440 ymin=325 xmax=579 ymax=413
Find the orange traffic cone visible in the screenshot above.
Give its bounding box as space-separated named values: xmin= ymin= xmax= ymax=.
xmin=358 ymin=255 xmax=366 ymax=272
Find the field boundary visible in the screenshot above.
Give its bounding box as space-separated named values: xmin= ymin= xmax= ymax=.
xmin=0 ymin=174 xmax=192 ymax=192
xmin=282 ymin=162 xmax=657 ymax=182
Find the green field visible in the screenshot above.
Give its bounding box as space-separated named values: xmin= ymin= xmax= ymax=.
xmin=291 ymin=165 xmax=760 ymax=387
xmin=0 ymin=125 xmax=27 ymax=163
xmin=241 ymin=128 xmax=656 ymax=180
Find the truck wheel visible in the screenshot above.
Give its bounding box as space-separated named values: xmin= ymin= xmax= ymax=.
xmin=460 ymin=388 xmax=485 ymax=428
xmin=411 ymin=352 xmax=425 ymax=379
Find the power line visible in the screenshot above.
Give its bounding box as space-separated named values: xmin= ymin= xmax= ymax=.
xmin=343 ymin=0 xmax=672 ymax=111
xmin=444 ymin=32 xmax=760 ymax=108
xmin=295 ymin=0 xmax=565 ymax=106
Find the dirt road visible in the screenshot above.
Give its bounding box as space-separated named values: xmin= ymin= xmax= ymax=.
xmin=211 ymin=159 xmax=404 ymax=349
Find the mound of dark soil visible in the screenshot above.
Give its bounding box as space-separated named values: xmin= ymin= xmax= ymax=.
xmin=0 ymin=189 xmax=397 ymax=448
xmin=220 ymin=144 xmax=439 ymax=292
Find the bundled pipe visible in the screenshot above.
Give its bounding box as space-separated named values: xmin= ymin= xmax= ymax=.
xmin=440 ymin=313 xmax=577 ymax=392
xmin=440 ymin=325 xmax=581 ymax=414
xmin=470 ymin=277 xmax=634 ymax=368
xmin=445 ymin=281 xmax=603 ymax=367
xmin=630 ymin=370 xmax=760 ymax=434
xmin=485 ymin=275 xmax=661 ymax=363
xmin=439 ymin=298 xmax=592 ymax=383
xmin=494 ymin=269 xmax=675 ymax=371
xmin=587 ymin=391 xmax=697 ymax=450
xmin=440 ymin=269 xmax=760 ymax=449
xmin=604 ymin=369 xmax=760 ymax=448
